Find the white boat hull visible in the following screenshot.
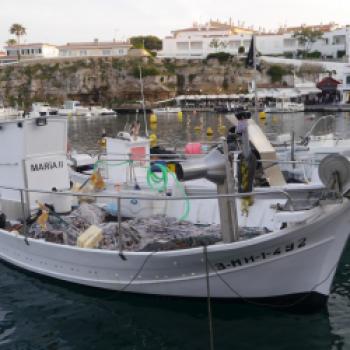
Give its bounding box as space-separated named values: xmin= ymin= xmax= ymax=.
xmin=0 ymin=199 xmax=349 ymax=308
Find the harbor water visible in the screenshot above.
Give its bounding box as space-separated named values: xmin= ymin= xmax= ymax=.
xmin=1 ymin=112 xmax=350 ymax=349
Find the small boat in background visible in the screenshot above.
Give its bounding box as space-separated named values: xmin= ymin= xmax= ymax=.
xmin=90 ymin=106 xmax=117 ymax=117
xmin=29 ymin=102 xmax=58 ymax=118
xmin=264 ymin=99 xmax=304 ymax=113
xmin=0 ymin=106 xmax=23 ymax=120
xmin=152 ymin=107 xmax=182 ymax=114
xmin=58 ymin=100 xmax=91 ymax=117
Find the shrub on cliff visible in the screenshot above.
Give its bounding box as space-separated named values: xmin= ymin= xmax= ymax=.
xmin=131 ymin=64 xmax=160 ymax=78
xmin=267 ymin=64 xmax=291 ymax=83
xmin=206 ymin=52 xmax=233 ymax=64
xmin=130 ymin=36 xmax=162 ymax=51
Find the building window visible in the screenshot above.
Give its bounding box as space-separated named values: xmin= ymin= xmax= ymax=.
xmin=80 ymin=50 xmax=87 ymax=56
xmin=228 ymin=41 xmax=240 ymax=49
xmin=38 ymin=48 xmax=42 ymax=54
xmin=333 ymin=35 xmax=345 ymax=45
xmin=283 ymin=39 xmax=296 ymax=48
xmin=102 ymin=49 xmax=111 ymax=55
xmin=190 ymin=41 xmax=203 ymax=50
xmin=346 ymin=76 xmax=350 ymax=85
xmin=118 ymin=49 xmax=124 ymax=55
xmin=176 ymin=42 xmax=189 ymax=50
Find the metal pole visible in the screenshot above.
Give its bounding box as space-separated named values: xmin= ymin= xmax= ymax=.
xmin=20 ymin=189 xmax=29 ymax=245
xmin=204 ymin=245 xmax=215 ymax=350
xmin=253 ymin=34 xmax=258 ymax=122
xmin=139 ymin=64 xmax=149 ymax=137
xmin=291 ymin=131 xmax=295 ymax=169
xmin=117 ymin=197 xmax=125 ymax=260
xmin=222 ymin=138 xmax=239 ymax=242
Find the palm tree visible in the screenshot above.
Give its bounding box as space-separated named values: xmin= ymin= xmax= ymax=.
xmin=6 ymin=39 xmax=17 ymax=46
xmin=9 ymin=23 xmax=26 ymax=44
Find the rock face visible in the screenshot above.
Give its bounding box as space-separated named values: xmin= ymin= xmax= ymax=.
xmin=0 ymin=56 xmax=292 ymax=109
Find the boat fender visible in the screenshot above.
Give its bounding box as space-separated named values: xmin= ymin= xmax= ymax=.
xmin=184 ymin=143 xmax=202 ymax=155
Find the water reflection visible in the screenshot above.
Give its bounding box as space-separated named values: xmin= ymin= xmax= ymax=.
xmin=0 ymin=261 xmax=338 ymax=350
xmin=68 ymin=112 xmax=350 ymax=155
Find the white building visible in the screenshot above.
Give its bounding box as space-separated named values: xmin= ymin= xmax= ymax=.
xmin=4 ymin=43 xmax=59 ymax=59
xmin=58 ymin=40 xmax=131 ymax=57
xmin=340 ymin=66 xmax=350 ymax=103
xmin=160 ymin=22 xmax=350 ymax=60
xmin=159 ymin=21 xmax=254 ymax=59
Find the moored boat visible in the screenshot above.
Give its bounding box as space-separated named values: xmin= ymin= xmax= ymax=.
xmin=1 ymin=113 xmax=350 ymax=311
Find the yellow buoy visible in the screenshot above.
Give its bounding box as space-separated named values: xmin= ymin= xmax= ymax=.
xmin=259 ymin=111 xmax=266 ymax=119
xmin=218 ymin=125 xmax=226 ymax=134
xmin=149 ymin=133 xmax=157 ymax=147
xmin=206 ymin=127 xmax=214 ymax=136
xmin=98 ymin=137 xmax=107 ymax=149
xmin=177 ymin=111 xmax=183 ymax=121
xmin=194 ymin=125 xmax=201 ymax=132
xmin=150 ymin=122 xmax=157 ymax=131
xmin=150 ymin=113 xmax=157 ymax=123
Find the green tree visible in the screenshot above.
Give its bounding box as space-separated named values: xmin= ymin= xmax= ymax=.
xmin=209 ymin=39 xmax=220 ymax=52
xmin=9 ymin=23 xmax=26 ymax=44
xmin=130 ymin=36 xmax=162 ymax=50
xmin=6 ymin=38 xmax=17 ymax=46
xmin=267 ymin=65 xmax=290 ymax=83
xmin=292 ymin=28 xmax=323 ymax=53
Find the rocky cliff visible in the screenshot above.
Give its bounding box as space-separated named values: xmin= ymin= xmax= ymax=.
xmin=0 ymin=55 xmax=315 ymax=109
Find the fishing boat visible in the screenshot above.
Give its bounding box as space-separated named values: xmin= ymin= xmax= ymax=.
xmin=0 ymin=114 xmax=350 ymax=311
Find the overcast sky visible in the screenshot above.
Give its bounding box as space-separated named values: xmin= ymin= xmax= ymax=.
xmin=1 ymin=0 xmax=349 ymax=45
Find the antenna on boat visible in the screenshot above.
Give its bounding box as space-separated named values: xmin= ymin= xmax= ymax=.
xmin=139 ymin=64 xmax=149 ymax=137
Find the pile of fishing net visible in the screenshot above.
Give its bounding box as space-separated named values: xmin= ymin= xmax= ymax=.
xmin=28 ymin=203 xmax=222 ymax=251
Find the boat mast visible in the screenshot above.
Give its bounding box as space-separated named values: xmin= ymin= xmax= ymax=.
xmin=253 ymin=34 xmax=258 ymax=121
xmin=139 ymin=64 xmax=149 ymax=136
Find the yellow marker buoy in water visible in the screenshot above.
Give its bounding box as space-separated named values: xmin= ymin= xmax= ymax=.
xmin=259 ymin=111 xmax=266 ymax=119
xmin=150 ymin=122 xmax=157 ymax=131
xmin=98 ymin=137 xmax=107 ymax=149
xmin=149 ymin=133 xmax=157 ymax=147
xmin=150 ymin=113 xmax=157 ymax=123
xmin=194 ymin=125 xmax=201 ymax=132
xmin=177 ymin=111 xmax=183 ymax=121
xmin=206 ymin=127 xmax=213 ymax=136
xmin=218 ymin=125 xmax=226 ymax=134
